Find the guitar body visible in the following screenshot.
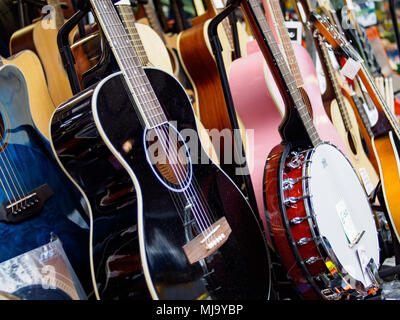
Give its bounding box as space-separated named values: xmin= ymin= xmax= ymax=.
xmin=177 ymin=19 xmax=248 ymax=176
xmin=0 ymin=64 xmax=91 ymax=296
xmin=228 ymin=42 xmax=349 ymax=228
xmin=10 ymin=22 xmax=73 ymax=107
xmin=135 ymin=23 xmax=174 ymax=75
xmin=372 ymin=132 xmax=400 ymax=241
xmin=330 ymin=97 xmax=379 ymax=194
xmin=1 ymin=50 xmax=55 ymax=141
xmin=50 ymin=68 xmax=271 ymax=300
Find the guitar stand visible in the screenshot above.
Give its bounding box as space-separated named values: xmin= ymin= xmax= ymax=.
xmin=369 ymin=182 xmax=400 ymax=281
xmin=207 ymin=0 xmax=259 ymax=216
xmin=58 ymin=8 xmax=92 ymax=95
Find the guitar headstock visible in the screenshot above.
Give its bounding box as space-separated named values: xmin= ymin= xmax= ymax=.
xmin=310 ymin=12 xmax=362 ymax=62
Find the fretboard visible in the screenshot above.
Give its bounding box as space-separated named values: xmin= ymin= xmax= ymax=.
xmin=318 ymin=36 xmax=353 ymax=132
xmin=268 ymin=0 xmax=303 ymax=87
xmin=90 ymin=0 xmax=167 ymax=128
xmin=116 ymin=3 xmax=150 ymax=66
xmin=142 ymin=1 xmax=167 ymax=44
xmin=245 ymin=0 xmax=321 ymax=146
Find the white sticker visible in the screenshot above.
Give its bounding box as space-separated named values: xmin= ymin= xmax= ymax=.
xmin=285 ymin=21 xmax=302 ymax=45
xmin=358 ymin=167 xmax=375 ymax=195
xmin=356 ymin=246 xmax=373 ymax=287
xmin=341 ymin=58 xmax=362 ymax=80
xmin=212 ymin=0 xmax=225 ymax=8
xmin=336 ymin=200 xmax=363 ymax=247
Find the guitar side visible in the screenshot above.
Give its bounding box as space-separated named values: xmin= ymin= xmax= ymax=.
xmin=372 ymin=133 xmax=400 ymax=240
xmin=330 ymin=97 xmax=379 ymax=194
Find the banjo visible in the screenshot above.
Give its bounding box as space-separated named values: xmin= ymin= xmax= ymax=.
xmin=240 ymin=0 xmax=381 ymax=299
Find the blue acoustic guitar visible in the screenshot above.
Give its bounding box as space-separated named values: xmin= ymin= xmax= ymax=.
xmin=0 ymin=63 xmax=91 ymax=298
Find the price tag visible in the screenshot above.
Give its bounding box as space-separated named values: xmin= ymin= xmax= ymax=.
xmin=358 ymin=167 xmax=375 ymax=195
xmin=340 ymin=58 xmax=361 ymax=80
xmin=336 ymin=200 xmax=364 ymax=247
xmin=212 ymin=0 xmax=225 ymax=9
xmin=356 ymin=246 xmax=373 ymax=288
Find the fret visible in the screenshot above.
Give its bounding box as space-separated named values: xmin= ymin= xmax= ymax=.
xmin=117 ymin=3 xmax=150 ymax=65
xmin=91 ymin=0 xmax=167 ymax=128
xmin=143 ymin=2 xmax=167 ymax=44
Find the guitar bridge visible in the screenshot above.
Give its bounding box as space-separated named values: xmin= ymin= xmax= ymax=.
xmin=182 ymin=217 xmax=232 ymax=264
xmin=0 ymin=184 xmax=53 ymax=224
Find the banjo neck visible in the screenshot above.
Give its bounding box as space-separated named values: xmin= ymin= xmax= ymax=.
xmin=241 ymin=0 xmax=321 ymax=147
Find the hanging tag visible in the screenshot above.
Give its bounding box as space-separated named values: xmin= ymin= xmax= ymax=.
xmin=358 ymin=167 xmax=375 ymax=196
xmin=285 ymin=21 xmax=302 ymax=46
xmin=341 ymin=58 xmax=362 ymax=80
xmin=336 ymin=200 xmax=364 ymax=247
xmin=356 ymin=246 xmax=373 ymax=288
xmin=212 ymin=0 xmax=225 ymax=9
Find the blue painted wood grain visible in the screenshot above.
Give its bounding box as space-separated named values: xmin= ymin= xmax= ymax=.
xmin=0 ymin=64 xmax=91 ymax=292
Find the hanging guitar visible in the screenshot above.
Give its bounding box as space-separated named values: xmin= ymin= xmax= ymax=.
xmin=50 ymin=0 xmax=272 ymax=300
xmin=311 ymin=12 xmax=400 ymax=252
xmin=240 ymin=0 xmax=380 ymax=299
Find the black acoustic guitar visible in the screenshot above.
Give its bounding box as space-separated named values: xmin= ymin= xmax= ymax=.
xmin=50 ymin=0 xmax=272 ymax=300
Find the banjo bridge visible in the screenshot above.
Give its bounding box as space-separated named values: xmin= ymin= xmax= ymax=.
xmin=183 ymin=217 xmax=232 ymax=264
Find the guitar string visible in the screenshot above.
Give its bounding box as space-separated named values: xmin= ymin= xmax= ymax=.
xmin=116 ymin=4 xmax=192 ymax=228
xmin=0 ymin=133 xmax=30 ymax=201
xmin=99 ymin=0 xmax=216 ymax=240
xmin=158 ymin=124 xmax=216 ymax=226
xmin=124 ymin=0 xmax=221 ymax=227
xmin=0 ymin=149 xmax=24 ymax=211
xmin=110 ymin=0 xmax=219 ymax=244
xmin=117 ymin=18 xmax=216 ymax=239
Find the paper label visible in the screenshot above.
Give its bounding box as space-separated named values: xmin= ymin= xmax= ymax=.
xmin=212 ymin=0 xmax=224 ymax=8
xmin=285 ymin=21 xmax=302 ymax=46
xmin=341 ymin=58 xmax=362 ymax=80
xmin=336 ymin=200 xmax=363 ymax=246
xmin=356 ymin=246 xmax=373 ymax=288
xmin=358 ymin=167 xmax=375 ymax=195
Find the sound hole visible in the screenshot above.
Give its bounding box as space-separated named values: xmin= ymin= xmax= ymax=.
xmin=145 ymin=124 xmax=191 ymax=190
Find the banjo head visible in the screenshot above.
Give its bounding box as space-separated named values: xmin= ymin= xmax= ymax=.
xmin=306 ymin=143 xmax=380 ymax=291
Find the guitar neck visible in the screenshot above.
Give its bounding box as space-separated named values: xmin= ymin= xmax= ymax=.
xmin=358 ymin=63 xmax=400 ymax=138
xmin=266 ymin=0 xmax=303 ymax=87
xmin=352 ymin=77 xmax=374 ymax=137
xmin=241 ymin=0 xmax=321 ymax=146
xmin=116 ymin=3 xmax=150 ymax=66
xmin=318 ymin=35 xmax=353 ymax=132
xmin=90 ymin=0 xmax=167 ymax=128
xmin=142 ymin=1 xmax=167 ymax=44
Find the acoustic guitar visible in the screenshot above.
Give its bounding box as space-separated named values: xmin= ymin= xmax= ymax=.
xmin=228 ymin=0 xmax=349 ymax=239
xmin=311 ymin=13 xmax=400 ymax=246
xmin=10 ymin=0 xmax=73 ymax=107
xmin=177 ymin=0 xmax=252 ymax=195
xmin=241 ymin=0 xmax=380 ymax=299
xmin=315 ymin=33 xmax=379 ymax=195
xmin=136 ymin=0 xmax=191 ymax=90
xmin=0 ymin=63 xmax=92 ymax=298
xmin=50 ymin=0 xmax=272 ymax=300
xmin=0 ymin=51 xmax=55 ymax=141
xmin=116 ymin=0 xmax=219 ymax=164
